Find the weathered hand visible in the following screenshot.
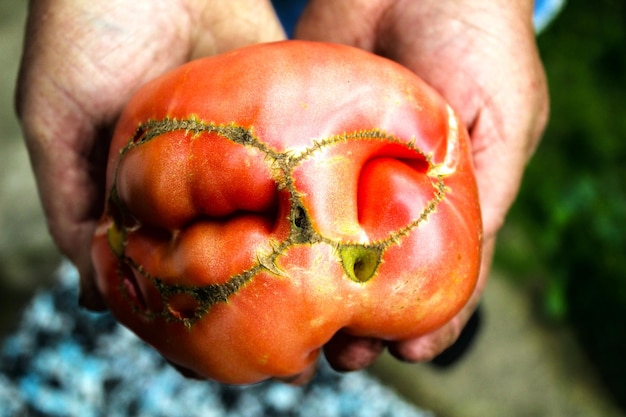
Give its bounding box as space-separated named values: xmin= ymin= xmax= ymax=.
xmin=15 ymin=0 xmax=285 ymax=310
xmin=295 ymin=0 xmax=549 ymax=369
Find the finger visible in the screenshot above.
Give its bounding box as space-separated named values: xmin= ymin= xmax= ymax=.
xmin=16 ymin=1 xmax=120 ymax=309
xmin=323 ymin=331 xmax=385 ymax=372
xmin=19 ymin=107 xmax=109 ymax=311
xmin=388 ymin=235 xmax=495 ymax=362
xmin=78 ymin=258 xmax=108 ymax=311
xmin=387 ymin=299 xmax=479 ymax=363
xmin=430 ymin=304 xmax=483 ymax=367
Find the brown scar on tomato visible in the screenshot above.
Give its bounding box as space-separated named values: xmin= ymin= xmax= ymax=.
xmin=106 ymin=117 xmax=449 ymax=326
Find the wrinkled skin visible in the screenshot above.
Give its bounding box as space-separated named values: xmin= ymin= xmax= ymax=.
xmin=91 ymin=41 xmax=482 ymax=384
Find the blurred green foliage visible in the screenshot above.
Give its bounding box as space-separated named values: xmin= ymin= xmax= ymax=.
xmin=495 ymin=0 xmax=626 ymax=408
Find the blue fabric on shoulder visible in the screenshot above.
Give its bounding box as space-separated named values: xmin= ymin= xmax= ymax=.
xmin=534 ymin=0 xmax=567 ymax=33
xmin=271 ymin=0 xmax=566 ymax=37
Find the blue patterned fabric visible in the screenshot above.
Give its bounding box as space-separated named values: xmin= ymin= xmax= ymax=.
xmin=0 ymin=263 xmax=432 ymax=417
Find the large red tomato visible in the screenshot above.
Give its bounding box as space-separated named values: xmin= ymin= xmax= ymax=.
xmin=91 ymin=40 xmax=481 ymax=384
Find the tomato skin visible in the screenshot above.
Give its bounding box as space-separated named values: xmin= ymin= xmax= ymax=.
xmin=91 ymin=40 xmax=482 ymax=384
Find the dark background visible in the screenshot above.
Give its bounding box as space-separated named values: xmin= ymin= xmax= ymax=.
xmin=497 ymin=0 xmax=626 ymax=410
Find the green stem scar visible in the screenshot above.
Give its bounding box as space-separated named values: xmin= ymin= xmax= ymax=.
xmin=107 ymin=117 xmax=449 ymax=326
xmin=339 ymin=245 xmax=384 ymax=283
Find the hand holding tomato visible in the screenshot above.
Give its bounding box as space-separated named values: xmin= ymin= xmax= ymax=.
xmin=295 ymin=0 xmax=550 ymax=365
xmin=15 ymin=0 xmax=285 ymax=310
xmin=16 ymin=0 xmax=549 ymax=377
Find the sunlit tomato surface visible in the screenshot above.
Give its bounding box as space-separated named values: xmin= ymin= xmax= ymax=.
xmin=91 ymin=40 xmax=482 ymax=384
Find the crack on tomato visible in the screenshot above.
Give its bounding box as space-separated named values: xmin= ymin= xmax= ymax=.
xmin=290 ymin=203 xmax=316 ymax=244
xmin=117 ymin=262 xmax=148 ymax=313
xmin=374 ymin=175 xmax=447 ymax=246
xmin=115 ymin=254 xmax=263 ymax=328
xmin=106 ymin=117 xmax=451 ymax=325
xmin=289 ymin=129 xmax=432 ymax=166
xmin=130 ymin=126 xmax=148 ymax=145
xmin=120 ymin=117 xmax=273 ymax=158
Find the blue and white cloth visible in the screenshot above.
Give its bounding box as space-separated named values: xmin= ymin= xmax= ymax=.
xmin=0 ymin=262 xmax=431 ymax=417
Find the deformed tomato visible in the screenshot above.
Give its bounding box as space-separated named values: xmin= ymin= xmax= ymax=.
xmin=91 ymin=40 xmax=482 ymax=384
